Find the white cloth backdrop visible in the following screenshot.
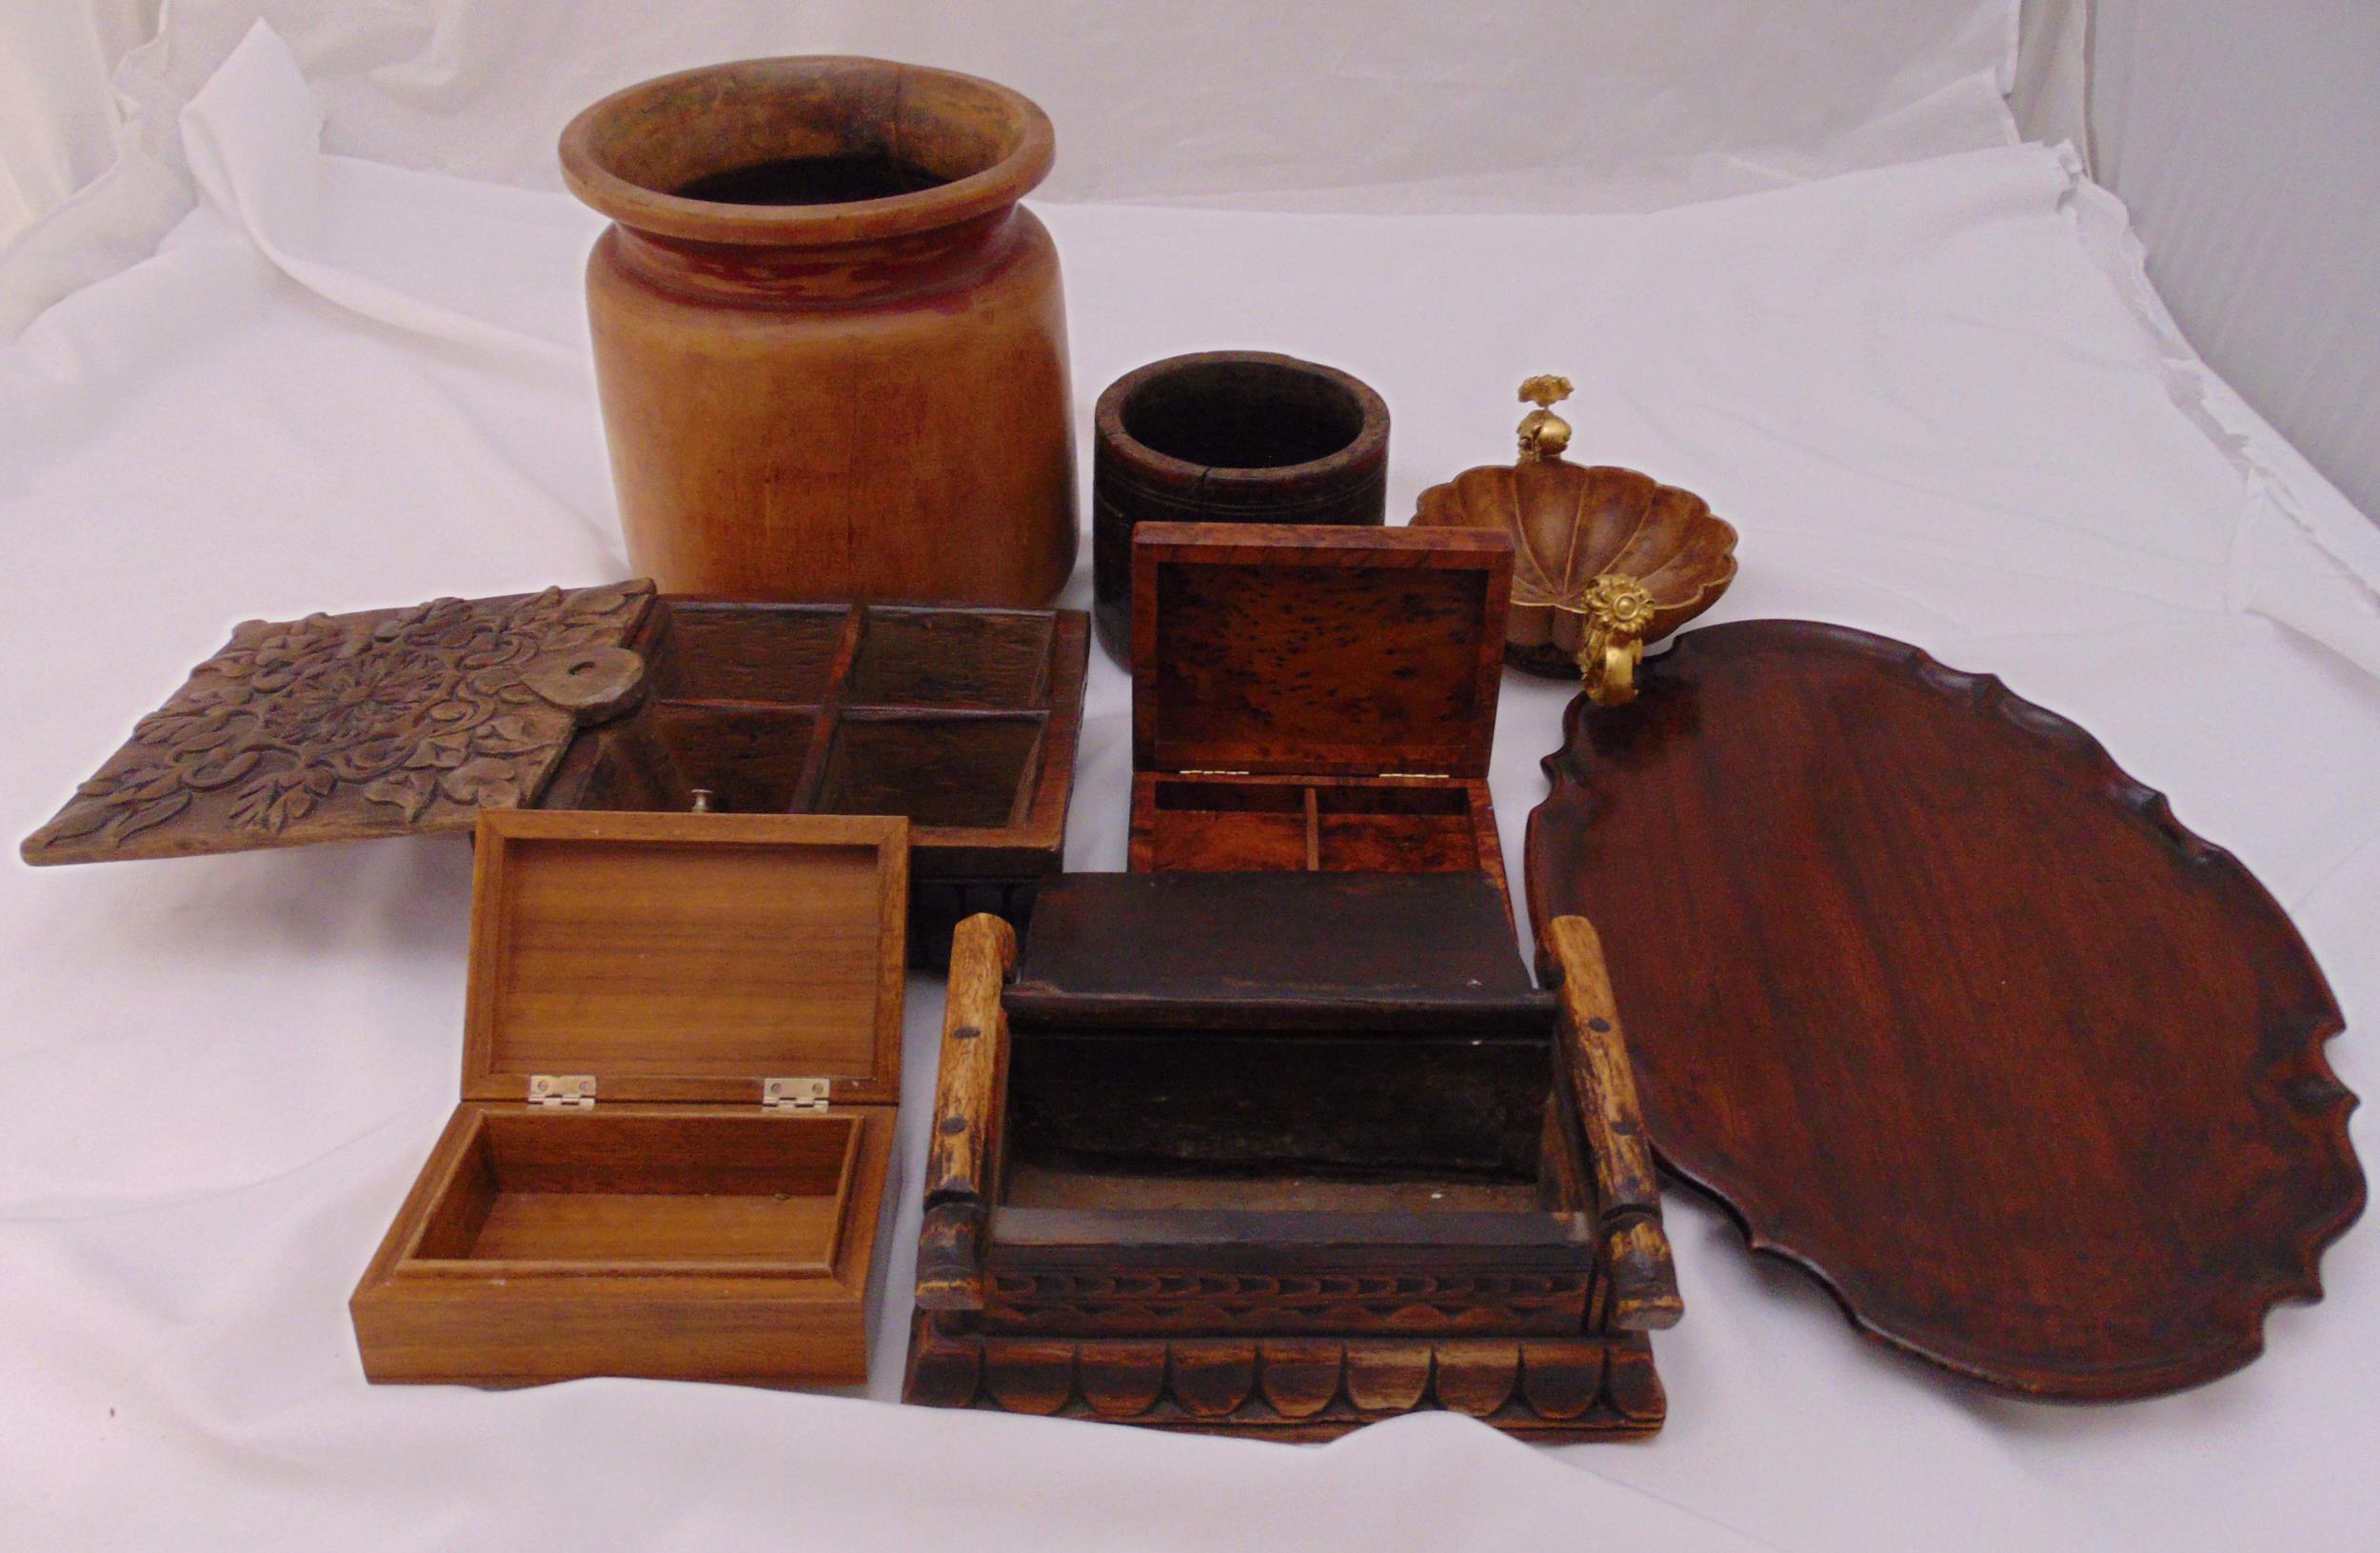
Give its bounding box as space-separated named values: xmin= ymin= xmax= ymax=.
xmin=2089 ymin=0 xmax=2380 ymax=528
xmin=3 ymin=10 xmax=2379 ymax=1551
xmin=1 ymin=0 xmax=2035 ymax=333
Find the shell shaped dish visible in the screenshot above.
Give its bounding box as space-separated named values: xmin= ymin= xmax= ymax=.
xmin=1414 ymin=463 xmax=1737 ymax=677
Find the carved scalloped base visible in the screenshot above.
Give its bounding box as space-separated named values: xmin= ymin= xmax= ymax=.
xmin=903 ymin=1316 xmax=1664 ymax=1441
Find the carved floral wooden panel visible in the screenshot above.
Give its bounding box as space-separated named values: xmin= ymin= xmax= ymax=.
xmin=23 ymin=582 xmax=653 ymax=864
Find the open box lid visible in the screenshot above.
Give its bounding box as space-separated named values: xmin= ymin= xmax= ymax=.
xmin=461 ymin=811 xmax=907 ymax=1107
xmin=1130 ymin=524 xmax=1512 ymax=779
xmin=21 ymin=582 xmax=657 ymax=866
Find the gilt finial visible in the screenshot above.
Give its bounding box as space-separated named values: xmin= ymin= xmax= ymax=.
xmin=1517 ymin=375 xmax=1574 ymax=462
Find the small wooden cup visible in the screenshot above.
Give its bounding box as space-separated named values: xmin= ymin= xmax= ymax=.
xmin=1092 ymin=350 xmax=1389 ymax=665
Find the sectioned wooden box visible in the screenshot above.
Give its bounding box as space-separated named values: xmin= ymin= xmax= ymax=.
xmin=350 ymin=810 xmax=906 ymax=1387
xmin=1128 ymin=524 xmax=1514 ymax=894
xmin=19 ymin=581 xmax=1086 ymax=966
xmin=548 ymin=593 xmax=1088 ymax=966
xmin=902 ymin=872 xmax=1680 ymax=1439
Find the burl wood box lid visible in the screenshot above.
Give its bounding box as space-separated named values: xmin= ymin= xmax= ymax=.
xmin=1129 ymin=524 xmax=1513 ymax=780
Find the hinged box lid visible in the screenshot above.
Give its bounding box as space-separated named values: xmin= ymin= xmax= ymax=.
xmin=461 ymin=810 xmax=907 ymax=1107
xmin=1130 ymin=524 xmax=1512 ymax=779
xmin=22 ymin=582 xmax=656 ymax=865
xmin=1007 ymin=871 xmax=1549 ymax=1032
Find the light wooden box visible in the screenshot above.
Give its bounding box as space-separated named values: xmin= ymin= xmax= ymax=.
xmin=350 ymin=810 xmax=907 ymax=1386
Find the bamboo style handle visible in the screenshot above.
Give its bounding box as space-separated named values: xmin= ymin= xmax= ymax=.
xmin=1542 ymin=913 xmax=1684 ymax=1331
xmin=915 ymin=913 xmax=1016 ymax=1312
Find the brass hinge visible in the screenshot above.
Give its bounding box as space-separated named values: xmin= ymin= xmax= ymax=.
xmin=764 ymin=1077 xmax=831 ymax=1112
xmin=528 ymin=1074 xmax=596 ymax=1109
xmin=1378 ymin=771 xmax=1450 ymax=780
xmin=1178 ymin=768 xmax=1251 ymax=777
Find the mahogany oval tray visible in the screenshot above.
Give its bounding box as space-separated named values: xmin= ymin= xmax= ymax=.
xmin=1525 ymin=619 xmax=2362 ymax=1400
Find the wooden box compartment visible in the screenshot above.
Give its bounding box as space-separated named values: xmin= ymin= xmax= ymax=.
xmin=407 ymin=1108 xmax=874 ymax=1268
xmin=998 ymin=1025 xmax=1569 ymax=1220
xmin=538 ymin=597 xmax=1088 ymax=966
xmin=1137 ymin=775 xmax=1497 ymax=874
xmin=20 ymin=583 xmax=1086 ymax=970
xmin=813 ymin=712 xmax=1049 ymax=829
xmin=903 ymin=873 xmax=1680 ymax=1440
xmin=351 ymin=810 xmax=907 ymax=1388
xmin=1128 ymin=524 xmax=1514 ymax=895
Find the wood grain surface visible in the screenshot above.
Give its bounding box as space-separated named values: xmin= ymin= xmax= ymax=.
xmin=26 ymin=589 xmax=1086 ymax=969
xmin=538 ymin=598 xmax=1088 ymax=964
xmin=354 ymin=808 xmax=909 ymax=1387
xmin=353 ymin=1105 xmax=891 ymax=1386
xmin=1526 ymin=619 xmax=2363 ymax=1399
xmin=1126 ymin=522 xmax=1513 ymax=890
xmin=1542 ymin=915 xmax=1684 ymax=1332
xmin=904 ymin=1320 xmax=1665 ymax=1440
xmin=902 ymin=869 xmax=1679 ymax=1440
xmin=1005 ymin=871 xmax=1546 ymax=1030
xmin=1412 ymin=459 xmax=1736 ymax=677
xmin=1131 ymin=523 xmax=1510 ymax=778
xmin=464 ymin=810 xmax=908 ymax=1106
xmin=562 ymin=56 xmax=1077 ymax=607
xmin=916 ymin=913 xmax=1017 ymax=1312
xmin=22 ymin=583 xmax=653 ymax=864
xmin=1127 ymin=773 xmax=1505 ymax=890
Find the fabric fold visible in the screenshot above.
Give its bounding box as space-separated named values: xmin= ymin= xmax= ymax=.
xmin=178 ymin=21 xmax=596 ymax=372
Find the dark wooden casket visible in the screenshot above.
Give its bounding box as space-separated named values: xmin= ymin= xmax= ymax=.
xmin=902 ymin=871 xmax=1680 ymax=1439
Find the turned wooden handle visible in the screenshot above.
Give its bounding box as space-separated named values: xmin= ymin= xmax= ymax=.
xmin=1543 ymin=914 xmax=1683 ymax=1331
xmin=917 ymin=913 xmax=1016 ymax=1311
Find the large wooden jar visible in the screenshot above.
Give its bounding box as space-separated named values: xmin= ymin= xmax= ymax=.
xmin=561 ymin=58 xmax=1077 ymax=607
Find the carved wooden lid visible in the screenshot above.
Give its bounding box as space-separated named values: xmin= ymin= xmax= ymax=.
xmin=1129 ymin=524 xmax=1512 ymax=779
xmin=461 ymin=811 xmax=907 ymax=1105
xmin=1526 ymin=620 xmax=2363 ymax=1399
xmin=22 ymin=583 xmax=655 ymax=865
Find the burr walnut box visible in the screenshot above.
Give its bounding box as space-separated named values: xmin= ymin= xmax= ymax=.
xmin=350 ymin=810 xmax=907 ymax=1387
xmin=19 ymin=581 xmax=1087 ymax=966
xmin=902 ymin=872 xmax=1681 ymax=1439
xmin=1127 ymin=523 xmax=1515 ymax=894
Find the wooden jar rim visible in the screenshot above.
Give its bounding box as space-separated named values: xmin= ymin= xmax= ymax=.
xmin=1095 ymin=351 xmax=1391 ymax=493
xmin=560 ymin=55 xmax=1055 ymax=248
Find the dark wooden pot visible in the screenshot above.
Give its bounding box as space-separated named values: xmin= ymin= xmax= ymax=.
xmin=1092 ymin=351 xmax=1389 ymax=664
